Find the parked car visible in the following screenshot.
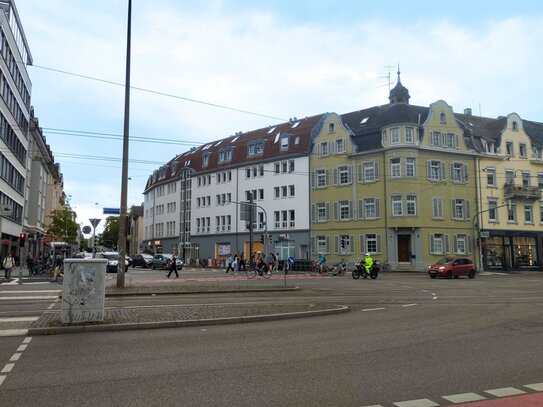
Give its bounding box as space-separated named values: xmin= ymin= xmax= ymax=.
xmin=131 ymin=253 xmax=154 ymax=268
xmin=97 ymin=251 xmax=130 ymax=273
xmin=428 ymin=257 xmax=476 ymax=279
xmin=151 ymin=254 xmax=183 ymax=270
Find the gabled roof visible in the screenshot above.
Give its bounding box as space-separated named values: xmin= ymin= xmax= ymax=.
xmin=144 ymin=114 xmax=326 ymax=192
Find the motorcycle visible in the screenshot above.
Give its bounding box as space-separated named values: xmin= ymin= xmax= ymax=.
xmin=352 ymin=259 xmax=379 ymax=279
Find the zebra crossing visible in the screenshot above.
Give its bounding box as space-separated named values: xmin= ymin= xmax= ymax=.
xmin=0 ymin=288 xmax=60 ymax=337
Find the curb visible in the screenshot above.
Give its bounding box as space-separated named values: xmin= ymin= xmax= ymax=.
xmin=28 ymin=305 xmax=349 ymax=336
xmin=104 ymin=286 xmax=300 ymax=297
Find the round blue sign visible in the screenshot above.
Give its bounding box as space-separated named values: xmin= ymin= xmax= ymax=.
xmin=287 ymin=256 xmax=295 ymax=265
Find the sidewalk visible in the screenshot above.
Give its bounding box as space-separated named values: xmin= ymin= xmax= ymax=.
xmin=28 ymin=279 xmax=349 ymax=336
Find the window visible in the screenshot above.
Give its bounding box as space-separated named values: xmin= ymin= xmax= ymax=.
xmin=452 ymin=199 xmax=470 ymax=220
xmin=432 ymin=197 xmax=443 ymax=219
xmin=427 ymin=160 xmax=445 ymax=181
xmin=280 ymin=136 xmax=289 ymax=150
xmin=540 ymin=203 xmax=543 ymax=224
xmin=336 ymin=165 xmax=352 ymax=185
xmin=335 ymin=200 xmax=352 ymax=220
xmin=444 ymin=133 xmax=457 ymax=148
xmin=391 ymin=128 xmax=399 ymax=144
xmin=359 ymin=198 xmax=380 ymax=219
xmin=486 ymin=168 xmax=496 ymax=187
xmin=362 ymin=234 xmax=381 ymax=254
xmin=218 ymin=148 xmax=232 ymax=162
xmin=440 ymin=112 xmax=446 ymax=123
xmin=488 ymin=199 xmax=499 ymax=222
xmin=336 ymin=235 xmax=352 ymax=254
xmin=248 ymin=141 xmax=264 ymax=156
xmin=313 ymin=202 xmax=329 ymax=222
xmin=315 ymin=236 xmax=329 ymax=254
xmin=406 ymin=157 xmax=416 ymax=177
xmin=538 ymin=173 xmax=543 ymax=189
xmin=453 ymin=234 xmax=470 ymax=255
xmin=505 ymin=169 xmax=514 ymax=186
xmin=359 ymin=162 xmax=378 ymax=182
xmin=315 ymin=169 xmax=327 ymax=188
xmin=430 ymin=233 xmax=448 ymax=255
xmin=328 ymin=123 xmax=335 ymax=133
xmin=405 ymin=127 xmax=414 ymax=143
xmin=451 ymin=163 xmax=468 ymax=183
xmin=512 ymin=121 xmax=518 ymax=130
xmin=431 ymin=132 xmax=441 ymax=146
xmin=392 ymin=195 xmax=403 ymax=216
xmin=522 ymin=171 xmax=530 ymax=187
xmin=519 ymin=143 xmax=527 ymax=158
xmin=406 ymin=195 xmax=417 ymax=215
xmin=319 ymin=142 xmax=329 ymax=156
xmin=390 ymin=158 xmax=401 ymax=178
xmin=274 ymin=187 xmax=280 ymax=199
xmin=508 ymin=201 xmax=517 ymax=223
xmin=289 ymin=185 xmax=295 ymax=197
xmin=274 ymin=162 xmax=280 ymax=174
xmin=202 ymin=154 xmax=210 ymax=166
xmin=524 ymin=204 xmax=533 ymax=223
xmin=336 ymin=138 xmax=345 ymax=153
xmin=506 ymin=142 xmax=514 ymax=156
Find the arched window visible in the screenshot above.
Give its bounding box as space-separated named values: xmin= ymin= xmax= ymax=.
xmin=512 ymin=121 xmax=518 ymax=130
xmin=440 ymin=112 xmax=446 ymax=123
xmin=329 ymin=123 xmax=335 ymax=133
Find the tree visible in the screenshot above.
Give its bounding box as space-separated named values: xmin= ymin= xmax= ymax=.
xmin=98 ymin=216 xmax=120 ymax=249
xmin=46 ymin=206 xmax=79 ymax=244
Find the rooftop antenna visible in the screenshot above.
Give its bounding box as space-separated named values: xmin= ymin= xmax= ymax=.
xmin=379 ymin=65 xmax=394 ymax=91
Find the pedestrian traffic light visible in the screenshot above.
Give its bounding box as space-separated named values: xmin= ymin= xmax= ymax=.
xmin=260 ymin=234 xmax=265 ymax=244
xmin=19 ymin=233 xmax=26 ymax=247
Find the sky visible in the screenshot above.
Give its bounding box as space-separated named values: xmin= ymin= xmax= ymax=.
xmin=14 ymin=0 xmax=543 ymax=235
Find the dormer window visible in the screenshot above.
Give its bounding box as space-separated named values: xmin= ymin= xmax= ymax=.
xmin=202 ymin=153 xmax=210 ymax=167
xmin=248 ymin=140 xmax=265 ymax=156
xmin=280 ymin=135 xmax=289 ymax=150
xmin=440 ymin=112 xmax=446 ymax=123
xmin=218 ymin=148 xmax=232 ymax=163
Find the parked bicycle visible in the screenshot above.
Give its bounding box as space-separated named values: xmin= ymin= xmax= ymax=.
xmin=310 ymin=259 xmax=346 ymax=276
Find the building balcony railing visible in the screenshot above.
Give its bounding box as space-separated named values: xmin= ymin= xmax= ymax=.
xmin=504 ymin=183 xmax=542 ymax=200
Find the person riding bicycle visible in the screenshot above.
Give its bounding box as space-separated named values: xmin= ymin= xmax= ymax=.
xmin=317 ymin=254 xmax=327 ymax=274
xmin=363 ymin=252 xmax=374 ymax=277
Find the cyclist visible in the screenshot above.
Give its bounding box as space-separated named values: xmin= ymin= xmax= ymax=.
xmin=363 ymin=252 xmax=374 ymax=277
xmin=317 ymin=253 xmax=327 ymax=274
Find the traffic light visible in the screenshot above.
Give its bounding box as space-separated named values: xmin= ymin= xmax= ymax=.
xmin=260 ymin=234 xmax=265 ymax=244
xmin=340 ymin=240 xmax=345 ymax=249
xmin=19 ymin=233 xmax=27 ymax=247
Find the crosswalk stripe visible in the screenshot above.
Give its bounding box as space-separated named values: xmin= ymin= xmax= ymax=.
xmin=394 ymin=399 xmax=439 ymax=407
xmin=0 ymin=317 xmax=39 ymax=322
xmin=0 ymin=329 xmax=28 ymax=337
xmin=485 ymin=387 xmax=526 ymax=397
xmin=442 ymin=392 xmax=486 ymax=403
xmin=525 ymin=383 xmax=543 ymax=391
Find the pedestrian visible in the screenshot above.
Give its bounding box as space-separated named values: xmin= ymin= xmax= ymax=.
xmin=167 ymin=253 xmax=179 ymax=278
xmin=225 ymin=254 xmax=234 ymax=273
xmin=3 ymin=252 xmax=15 ymax=281
xmin=239 ymin=252 xmax=246 ymax=271
xmin=232 ymin=254 xmax=239 ymax=274
xmin=26 ymin=253 xmax=34 ymax=275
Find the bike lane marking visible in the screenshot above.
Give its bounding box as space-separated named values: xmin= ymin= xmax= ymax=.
xmin=454 ymin=391 xmax=543 ymax=406
xmin=0 ymin=336 xmax=31 ymax=388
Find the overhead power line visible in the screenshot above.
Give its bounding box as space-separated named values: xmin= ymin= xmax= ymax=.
xmin=29 ymin=64 xmax=287 ymax=122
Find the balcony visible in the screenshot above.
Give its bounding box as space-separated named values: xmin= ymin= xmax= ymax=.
xmin=504 ymin=184 xmax=542 ymax=200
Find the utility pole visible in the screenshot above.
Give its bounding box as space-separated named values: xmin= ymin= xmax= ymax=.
xmin=117 ymin=0 xmax=132 ymax=288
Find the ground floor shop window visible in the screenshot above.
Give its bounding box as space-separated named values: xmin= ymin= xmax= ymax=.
xmin=484 ymin=236 xmax=537 ymax=270
xmin=275 ymin=240 xmax=295 ymax=260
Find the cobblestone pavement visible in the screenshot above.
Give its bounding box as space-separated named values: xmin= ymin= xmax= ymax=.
xmin=28 ymin=284 xmax=348 ymax=335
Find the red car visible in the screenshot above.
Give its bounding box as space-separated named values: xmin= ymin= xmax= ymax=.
xmin=427 ymin=257 xmax=476 ymax=279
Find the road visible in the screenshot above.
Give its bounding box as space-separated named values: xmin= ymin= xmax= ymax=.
xmin=0 ymin=268 xmax=542 ymax=406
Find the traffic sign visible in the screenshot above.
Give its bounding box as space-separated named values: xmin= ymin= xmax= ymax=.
xmin=82 ymin=226 xmax=92 ymax=234
xmin=287 ymin=256 xmax=295 ymax=265
xmin=103 ymin=208 xmax=120 ymax=215
xmin=89 ymin=218 xmax=101 ymax=228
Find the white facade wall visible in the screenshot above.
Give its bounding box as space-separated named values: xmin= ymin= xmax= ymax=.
xmin=143 ymin=180 xmax=179 ymax=242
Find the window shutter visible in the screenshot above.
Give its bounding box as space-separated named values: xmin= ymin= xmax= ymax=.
xmin=426 ymin=161 xmax=431 ymax=180
xmin=358 ymin=199 xmax=364 ymax=219
xmin=375 ymin=198 xmax=380 ymax=218
xmin=330 ymin=141 xmax=336 ymax=155
xmin=311 ymin=204 xmax=316 ymax=223
xmin=325 ymin=202 xmax=330 ymax=221
xmin=325 ymin=236 xmax=330 ymax=254
xmin=333 ymin=168 xmax=338 ymax=185
xmin=360 ymin=235 xmax=364 ymax=254
xmin=310 ymin=236 xmax=316 ymax=254
xmin=311 ymin=171 xmax=316 ymax=189
xmin=465 ymin=200 xmax=471 ymax=220
xmin=349 ymin=235 xmax=354 ymax=254
xmin=463 ymin=164 xmax=469 ymax=182
xmin=440 ymin=162 xmax=446 ymax=181
xmin=376 ymin=235 xmax=382 ymax=254
xmin=467 ymin=236 xmax=472 ymax=254
xmin=453 ymin=234 xmax=458 ymax=254
xmin=444 ymin=234 xmax=450 ymax=253
xmin=347 ymin=165 xmax=352 ymax=184
xmin=451 ymin=199 xmax=455 ymax=219
xmin=455 ymin=134 xmax=459 ymax=148
xmin=374 ymin=161 xmax=380 ymax=181
xmin=430 ymin=234 xmax=435 ymax=254
xmin=333 ymin=201 xmax=338 ymax=220
xmin=358 ymin=164 xmax=364 ymax=183
xmin=450 ymin=163 xmax=454 ymax=181
xmin=349 ymin=200 xmax=353 ymax=219
xmin=325 ymin=169 xmax=329 ymax=187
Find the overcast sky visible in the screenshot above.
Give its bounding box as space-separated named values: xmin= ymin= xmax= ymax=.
xmin=15 ymin=0 xmax=543 ymax=235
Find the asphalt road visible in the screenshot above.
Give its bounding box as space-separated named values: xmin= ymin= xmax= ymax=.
xmin=1 ymin=269 xmax=543 ymax=406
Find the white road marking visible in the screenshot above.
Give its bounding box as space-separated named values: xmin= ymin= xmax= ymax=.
xmin=0 ymin=290 xmax=61 ymax=293
xmin=362 ymin=307 xmax=386 ymax=312
xmin=0 ymin=375 xmax=5 ymax=386
xmin=9 ymin=353 xmax=21 ymax=362
xmin=23 ymin=337 xmax=32 ymax=344
xmin=0 ymin=317 xmax=39 ymax=323
xmin=485 ymin=387 xmax=526 ymax=397
xmin=1 ymin=363 xmax=14 ymax=373
xmin=0 ymin=296 xmax=59 ymax=300
xmin=0 ymin=330 xmax=28 ymax=337
xmin=402 ymin=303 xmax=418 ymax=307
xmin=17 ymin=344 xmax=27 ymax=352
xmin=525 ymin=382 xmax=543 ymax=391
xmin=432 ymin=296 xmax=438 ymax=300
xmin=394 ymin=399 xmax=439 ymax=407
xmin=442 ymin=392 xmax=486 ymax=403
